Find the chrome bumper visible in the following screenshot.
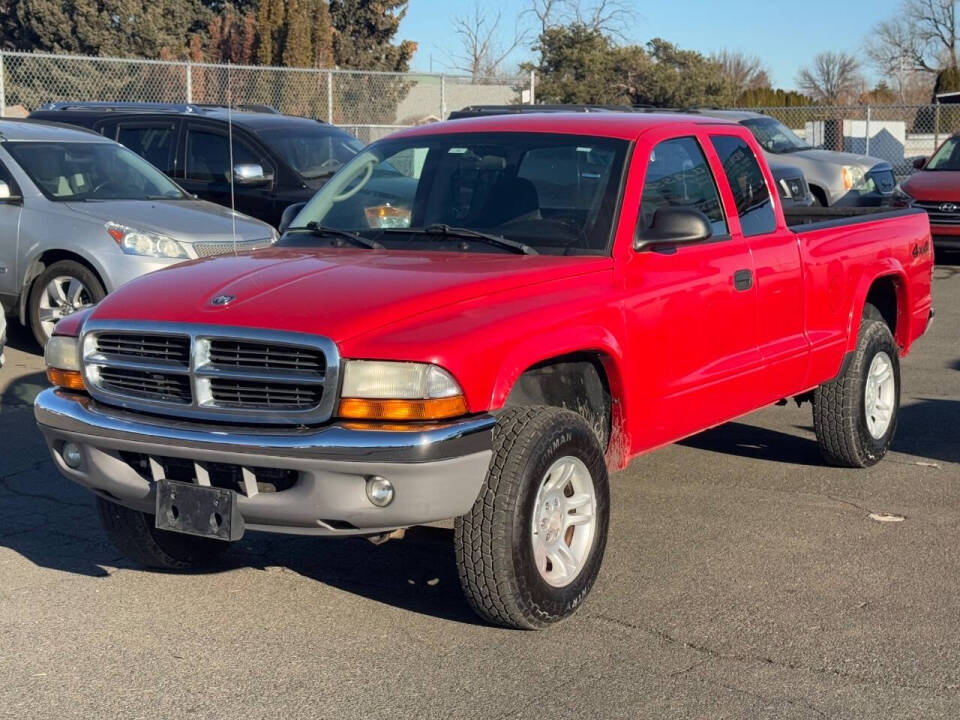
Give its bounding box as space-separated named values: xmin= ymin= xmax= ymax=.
xmin=35 ymin=388 xmax=494 ymax=536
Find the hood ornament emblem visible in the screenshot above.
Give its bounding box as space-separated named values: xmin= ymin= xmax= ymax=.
xmin=210 ymin=294 xmax=236 ymax=306
xmin=940 ymin=202 xmax=958 ymax=213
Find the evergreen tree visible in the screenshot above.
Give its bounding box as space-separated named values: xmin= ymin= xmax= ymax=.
xmin=281 ymin=0 xmax=311 ymax=67
xmin=254 ymin=0 xmax=273 ymax=65
xmin=329 ymin=0 xmax=415 ymax=71
xmin=310 ymin=0 xmax=334 ymax=68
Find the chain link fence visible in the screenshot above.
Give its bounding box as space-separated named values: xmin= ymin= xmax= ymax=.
xmin=0 ymin=50 xmax=533 ymax=143
xmin=739 ymin=104 xmax=960 ymax=179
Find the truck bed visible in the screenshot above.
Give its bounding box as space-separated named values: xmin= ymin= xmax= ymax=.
xmin=783 ymin=206 xmax=923 ymax=231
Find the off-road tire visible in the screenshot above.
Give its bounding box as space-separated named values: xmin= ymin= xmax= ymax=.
xmin=813 ymin=304 xmax=900 ymax=468
xmin=28 ymin=260 xmax=105 ymax=347
xmin=96 ymin=496 xmax=228 ymax=570
xmin=454 ymin=406 xmax=609 ymax=629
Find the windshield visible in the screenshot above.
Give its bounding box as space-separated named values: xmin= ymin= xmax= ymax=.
xmin=257 ymin=126 xmax=363 ymax=180
xmin=926 ymin=137 xmax=960 ymax=170
xmin=4 ymin=141 xmax=186 ymax=201
xmin=287 ymin=132 xmax=629 ymax=255
xmin=741 ymin=117 xmax=810 ymax=153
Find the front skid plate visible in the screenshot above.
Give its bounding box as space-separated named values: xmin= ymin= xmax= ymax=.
xmin=156 ymin=479 xmax=244 ymax=541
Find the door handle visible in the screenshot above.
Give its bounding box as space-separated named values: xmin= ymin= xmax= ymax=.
xmin=733 ymin=269 xmax=753 ymax=291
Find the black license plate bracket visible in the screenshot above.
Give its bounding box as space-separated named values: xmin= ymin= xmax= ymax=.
xmin=155 ymin=479 xmax=243 ymax=541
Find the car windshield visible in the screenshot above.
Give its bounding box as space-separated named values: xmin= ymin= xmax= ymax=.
xmin=4 ymin=141 xmax=186 ymax=201
xmin=286 ymin=132 xmax=629 ymax=255
xmin=257 ymin=126 xmax=364 ymax=180
xmin=741 ymin=117 xmax=810 ymax=153
xmin=925 ymin=137 xmax=960 ymax=170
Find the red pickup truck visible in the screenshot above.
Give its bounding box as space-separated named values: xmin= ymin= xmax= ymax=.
xmin=35 ymin=113 xmax=934 ymax=629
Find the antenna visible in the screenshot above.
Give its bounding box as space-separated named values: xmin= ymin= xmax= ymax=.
xmin=227 ymin=61 xmax=237 ymax=255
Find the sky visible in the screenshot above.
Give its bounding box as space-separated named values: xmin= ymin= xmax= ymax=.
xmin=400 ymin=0 xmax=899 ymax=89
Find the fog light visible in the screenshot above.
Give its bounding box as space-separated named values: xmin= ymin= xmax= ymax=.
xmin=365 ymin=476 xmax=394 ymax=507
xmin=62 ymin=442 xmax=82 ymax=469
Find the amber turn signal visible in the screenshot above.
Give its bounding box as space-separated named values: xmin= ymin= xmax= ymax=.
xmin=46 ymin=367 xmax=86 ymax=392
xmin=338 ymin=396 xmax=468 ymax=421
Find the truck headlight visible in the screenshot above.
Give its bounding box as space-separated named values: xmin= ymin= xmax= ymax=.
xmin=337 ymin=360 xmax=467 ymax=421
xmin=841 ymin=166 xmax=867 ymax=191
xmin=44 ymin=335 xmax=85 ymax=391
xmin=106 ymin=222 xmax=189 ymax=259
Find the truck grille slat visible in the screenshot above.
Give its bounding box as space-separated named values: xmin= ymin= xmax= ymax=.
xmin=83 ymin=324 xmax=339 ymax=425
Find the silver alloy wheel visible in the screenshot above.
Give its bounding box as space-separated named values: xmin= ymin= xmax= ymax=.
xmin=37 ymin=276 xmax=93 ymax=339
xmin=864 ymin=351 xmax=896 ymax=439
xmin=530 ymin=455 xmax=597 ymax=588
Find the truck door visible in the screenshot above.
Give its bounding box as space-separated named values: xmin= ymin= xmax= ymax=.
xmin=707 ymin=131 xmax=808 ymax=401
xmin=621 ymin=133 xmax=762 ymax=450
xmin=0 ymin=157 xmax=22 ymax=299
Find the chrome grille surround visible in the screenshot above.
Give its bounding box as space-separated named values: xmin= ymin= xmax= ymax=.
xmin=81 ymin=320 xmax=341 ymax=425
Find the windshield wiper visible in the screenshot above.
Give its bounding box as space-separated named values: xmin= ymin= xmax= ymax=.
xmin=382 ymin=224 xmax=538 ymax=255
xmin=284 ymin=222 xmax=383 ymax=249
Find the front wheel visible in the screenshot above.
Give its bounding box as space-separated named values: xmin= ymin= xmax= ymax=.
xmin=28 ymin=260 xmax=105 ymax=347
xmin=813 ymin=305 xmax=900 ymax=467
xmin=454 ymin=406 xmax=610 ymax=629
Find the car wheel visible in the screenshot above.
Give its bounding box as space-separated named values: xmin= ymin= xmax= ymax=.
xmin=28 ymin=260 xmax=105 ymax=347
xmin=454 ymin=406 xmax=610 ymax=629
xmin=96 ymin=496 xmax=228 ymax=570
xmin=813 ymin=304 xmax=900 ymax=467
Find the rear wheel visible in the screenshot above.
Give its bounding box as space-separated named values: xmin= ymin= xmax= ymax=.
xmin=96 ymin=496 xmax=228 ymax=570
xmin=454 ymin=406 xmax=609 ymax=629
xmin=813 ymin=304 xmax=900 ymax=467
xmin=28 ymin=260 xmax=104 ymax=347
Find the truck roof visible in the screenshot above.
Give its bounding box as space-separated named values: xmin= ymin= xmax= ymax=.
xmin=393 ymin=111 xmax=739 ymax=141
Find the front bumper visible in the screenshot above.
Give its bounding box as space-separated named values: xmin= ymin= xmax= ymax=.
xmin=35 ymin=388 xmax=494 ymax=537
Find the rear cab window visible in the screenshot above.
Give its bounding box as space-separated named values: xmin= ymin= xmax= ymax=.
xmin=710 ymin=135 xmax=776 ymax=236
xmin=639 ymin=136 xmax=728 ymax=237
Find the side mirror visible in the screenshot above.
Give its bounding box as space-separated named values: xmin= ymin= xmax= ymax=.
xmin=278 ymin=202 xmax=306 ymax=233
xmin=634 ymin=207 xmax=712 ymax=251
xmin=233 ymin=163 xmax=273 ymax=186
xmin=912 ymin=156 xmax=928 ymax=170
xmin=0 ymin=181 xmax=22 ymax=203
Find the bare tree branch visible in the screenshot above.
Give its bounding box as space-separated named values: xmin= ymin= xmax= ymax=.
xmin=524 ymin=0 xmax=635 ymax=40
xmin=710 ymin=49 xmax=771 ymax=96
xmin=796 ymin=51 xmax=863 ymax=104
xmin=449 ymin=2 xmax=529 ymax=80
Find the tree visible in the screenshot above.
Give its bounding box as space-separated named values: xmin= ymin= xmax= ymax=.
xmin=796 ymin=51 xmax=863 ymax=104
xmin=310 ymin=0 xmax=334 ymax=68
xmin=735 ymin=87 xmax=812 ymax=107
xmin=527 ymin=0 xmax=634 ymax=39
xmin=12 ymin=0 xmax=211 ymax=57
xmin=329 ymin=0 xmax=416 ymax=71
xmin=281 ymin=0 xmax=312 ymax=67
xmin=711 ymin=49 xmax=771 ymax=96
xmin=449 ymin=3 xmax=528 ymax=80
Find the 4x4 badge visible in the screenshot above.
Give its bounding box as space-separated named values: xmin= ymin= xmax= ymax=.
xmin=211 ymin=294 xmax=235 ymax=306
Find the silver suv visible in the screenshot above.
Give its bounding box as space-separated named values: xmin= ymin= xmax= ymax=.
xmin=0 ymin=119 xmax=277 ymax=346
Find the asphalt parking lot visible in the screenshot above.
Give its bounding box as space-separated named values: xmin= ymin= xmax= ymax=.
xmin=0 ymin=260 xmax=957 ymax=720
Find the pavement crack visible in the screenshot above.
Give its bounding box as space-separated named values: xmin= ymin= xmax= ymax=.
xmin=0 ymin=474 xmax=90 ymax=509
xmin=589 ymin=613 xmax=960 ymax=694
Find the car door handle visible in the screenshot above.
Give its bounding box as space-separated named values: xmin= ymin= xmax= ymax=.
xmin=733 ymin=269 xmax=753 ymax=291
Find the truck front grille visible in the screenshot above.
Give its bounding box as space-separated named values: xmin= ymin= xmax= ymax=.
xmin=914 ymin=200 xmax=960 ymax=225
xmin=81 ymin=322 xmax=340 ymax=425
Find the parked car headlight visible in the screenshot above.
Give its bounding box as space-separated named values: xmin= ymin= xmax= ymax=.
xmin=841 ymin=166 xmax=868 ymax=191
xmin=892 ymin=183 xmax=914 ymax=207
xmin=337 ymin=360 xmax=467 ymax=421
xmin=106 ymin=222 xmax=190 ymax=259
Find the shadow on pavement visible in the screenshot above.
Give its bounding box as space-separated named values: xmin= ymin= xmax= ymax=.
xmin=3 ymin=318 xmax=41 ymax=355
xmin=679 ymin=397 xmax=960 ymax=467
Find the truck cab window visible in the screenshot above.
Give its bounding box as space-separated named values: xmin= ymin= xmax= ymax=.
xmin=710 ymin=135 xmax=776 ymax=236
xmin=185 ymin=129 xmax=264 ymax=184
xmin=640 ymin=137 xmax=727 ymax=236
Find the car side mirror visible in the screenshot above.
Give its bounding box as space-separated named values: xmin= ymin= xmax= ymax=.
xmin=278 ymin=202 xmax=306 ymax=233
xmin=234 ymin=163 xmax=273 ymax=186
xmin=912 ymin=157 xmax=927 ymax=170
xmin=0 ymin=181 xmax=22 ymax=204
xmin=634 ymin=207 xmax=713 ymax=252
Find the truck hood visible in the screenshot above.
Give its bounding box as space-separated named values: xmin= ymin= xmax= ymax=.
xmin=88 ymin=248 xmax=611 ymax=343
xmin=782 ymin=148 xmax=889 ymax=171
xmin=63 ymin=199 xmax=274 ymax=243
xmin=901 ymin=170 xmax=960 ymax=201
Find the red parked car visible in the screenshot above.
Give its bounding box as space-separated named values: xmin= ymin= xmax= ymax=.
xmin=895 ymin=133 xmax=960 ymax=251
xmin=37 ymin=112 xmax=934 ymax=629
